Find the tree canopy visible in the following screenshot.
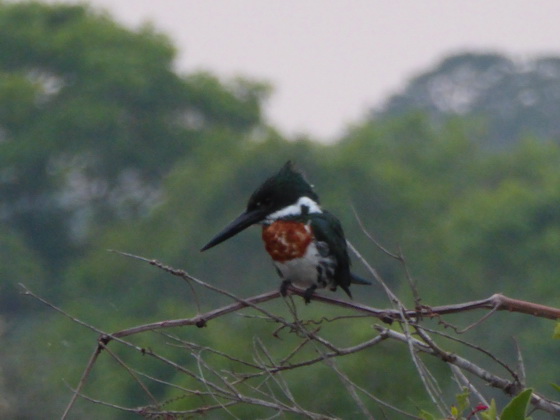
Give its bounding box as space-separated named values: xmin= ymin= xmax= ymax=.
xmin=0 ymin=1 xmax=268 ymax=271
xmin=375 ymin=52 xmax=560 ymax=148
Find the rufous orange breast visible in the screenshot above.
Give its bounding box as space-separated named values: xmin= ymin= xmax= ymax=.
xmin=261 ymin=220 xmax=314 ymax=262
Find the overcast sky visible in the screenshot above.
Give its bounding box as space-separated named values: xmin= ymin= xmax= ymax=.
xmin=53 ymin=1 xmax=560 ymax=140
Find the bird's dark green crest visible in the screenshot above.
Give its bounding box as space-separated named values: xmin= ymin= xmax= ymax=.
xmin=247 ymin=161 xmax=318 ymax=213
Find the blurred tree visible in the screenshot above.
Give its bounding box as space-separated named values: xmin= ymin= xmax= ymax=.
xmin=0 ymin=1 xmax=268 ymax=272
xmin=374 ymin=52 xmax=560 ymax=148
xmin=426 ymin=139 xmax=560 ymax=302
xmin=0 ymin=5 xmax=269 ymax=414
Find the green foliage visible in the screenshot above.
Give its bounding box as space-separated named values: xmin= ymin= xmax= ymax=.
xmin=452 ymin=387 xmax=471 ymax=417
xmin=500 ymin=389 xmax=533 ymax=420
xmin=553 ymin=322 xmax=560 ymax=339
xmin=418 ymin=389 xmax=534 ymax=420
xmin=480 ymin=400 xmax=498 ymax=420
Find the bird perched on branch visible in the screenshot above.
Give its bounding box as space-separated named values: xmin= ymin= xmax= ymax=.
xmin=201 ymin=161 xmax=371 ymax=303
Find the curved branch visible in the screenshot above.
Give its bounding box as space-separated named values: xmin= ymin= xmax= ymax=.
xmin=109 ymin=290 xmax=560 ymax=342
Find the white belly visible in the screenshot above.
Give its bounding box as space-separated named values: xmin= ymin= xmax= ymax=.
xmin=273 ymin=241 xmax=335 ymax=289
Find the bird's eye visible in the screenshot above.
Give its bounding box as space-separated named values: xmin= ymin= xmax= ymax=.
xmin=252 ymin=197 xmax=270 ymax=209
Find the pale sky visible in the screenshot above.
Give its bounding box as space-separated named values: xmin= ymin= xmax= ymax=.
xmin=52 ymin=1 xmax=560 ymax=140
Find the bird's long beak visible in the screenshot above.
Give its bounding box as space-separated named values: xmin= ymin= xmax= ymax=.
xmin=201 ymin=208 xmax=266 ymax=251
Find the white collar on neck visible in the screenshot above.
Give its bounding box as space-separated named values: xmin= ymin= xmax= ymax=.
xmin=266 ymin=196 xmax=322 ymax=222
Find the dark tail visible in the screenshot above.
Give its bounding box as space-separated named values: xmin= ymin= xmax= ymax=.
xmin=351 ymin=273 xmax=372 ymax=286
xmin=339 ymin=273 xmax=371 ymax=300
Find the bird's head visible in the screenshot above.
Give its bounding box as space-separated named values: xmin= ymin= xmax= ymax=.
xmin=201 ymin=161 xmax=320 ymax=251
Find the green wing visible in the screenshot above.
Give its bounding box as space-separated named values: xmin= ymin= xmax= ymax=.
xmin=307 ymin=211 xmax=352 ymax=289
xmin=308 ymin=212 xmax=372 ymax=287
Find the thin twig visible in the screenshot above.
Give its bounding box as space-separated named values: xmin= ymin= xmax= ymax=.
xmin=323 ymin=356 xmax=374 ymax=419
xmin=419 ymin=325 xmax=519 ymax=381
xmin=351 ymin=205 xmax=402 ymax=260
xmin=61 ymin=347 xmax=102 ymax=420
xmin=349 ymin=241 xmax=449 ymax=415
xmin=450 ymin=365 xmax=489 ymax=408
xmin=513 ymin=337 xmax=526 ymax=388
xmin=98 ymin=341 xmax=159 ymax=406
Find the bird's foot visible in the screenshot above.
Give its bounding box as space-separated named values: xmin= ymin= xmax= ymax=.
xmin=280 ymin=280 xmax=292 ymax=297
xmin=303 ymin=285 xmax=317 ymax=304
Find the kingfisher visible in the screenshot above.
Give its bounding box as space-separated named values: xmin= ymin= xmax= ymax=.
xmin=201 ymin=161 xmax=371 ymax=303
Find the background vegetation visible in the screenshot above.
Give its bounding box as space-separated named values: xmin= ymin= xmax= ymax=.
xmin=2 ymin=2 xmax=560 ymax=418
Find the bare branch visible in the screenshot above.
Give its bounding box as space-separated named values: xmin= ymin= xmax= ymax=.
xmin=351 ymin=205 xmax=402 ymax=261
xmin=374 ymin=326 xmax=560 ymax=417
xmin=21 ymin=248 xmax=560 ymax=419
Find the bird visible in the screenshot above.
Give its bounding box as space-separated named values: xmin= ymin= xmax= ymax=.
xmin=201 ymin=161 xmax=371 ymax=303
